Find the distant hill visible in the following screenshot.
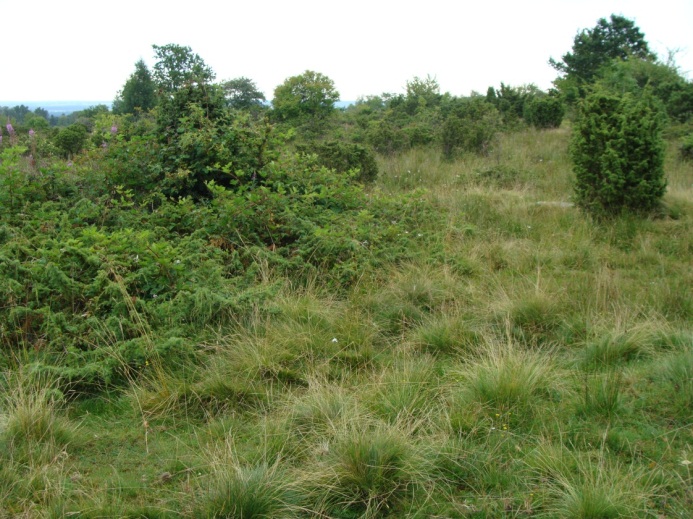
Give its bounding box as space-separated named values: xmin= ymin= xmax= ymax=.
xmin=0 ymin=101 xmax=111 ymax=116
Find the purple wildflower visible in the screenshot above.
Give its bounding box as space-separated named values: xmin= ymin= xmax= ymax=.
xmin=67 ymin=160 xmax=73 ymax=168
xmin=29 ymin=129 xmax=35 ymax=138
xmin=110 ymin=125 xmax=118 ymax=135
xmin=101 ymin=141 xmax=108 ymax=149
xmin=6 ymin=123 xmax=14 ymax=135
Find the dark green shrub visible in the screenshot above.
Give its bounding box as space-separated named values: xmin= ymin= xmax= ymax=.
xmin=53 ymin=124 xmax=88 ymax=158
xmin=365 ymin=119 xmax=410 ymax=155
xmin=155 ymin=85 xmax=278 ymax=199
xmin=680 ymin=135 xmax=693 ymax=161
xmin=571 ymin=90 xmax=666 ymax=217
xmin=296 ymin=140 xmax=378 ymax=182
xmin=442 ymin=98 xmax=500 ymax=158
xmin=524 ymin=95 xmax=565 ymax=129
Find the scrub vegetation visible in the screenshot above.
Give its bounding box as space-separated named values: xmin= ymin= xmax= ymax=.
xmin=1 ymin=14 xmax=692 ymax=518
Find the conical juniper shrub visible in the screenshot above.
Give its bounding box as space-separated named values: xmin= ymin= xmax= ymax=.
xmin=570 ymin=89 xmax=666 ymax=218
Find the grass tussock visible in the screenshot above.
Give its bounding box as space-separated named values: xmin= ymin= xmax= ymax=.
xmin=312 ymin=423 xmax=430 ymax=517
xmin=449 ymin=340 xmax=566 ymax=432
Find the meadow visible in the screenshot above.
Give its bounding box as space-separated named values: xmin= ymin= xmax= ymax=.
xmin=1 ymin=124 xmax=692 ymax=518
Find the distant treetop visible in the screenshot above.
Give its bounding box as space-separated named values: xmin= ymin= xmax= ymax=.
xmin=550 ymin=15 xmax=655 ymax=94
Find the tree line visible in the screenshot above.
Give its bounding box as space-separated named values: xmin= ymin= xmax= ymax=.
xmin=2 ymin=14 xmax=692 ymax=216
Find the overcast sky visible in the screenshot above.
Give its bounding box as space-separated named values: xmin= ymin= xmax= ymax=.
xmin=1 ymin=0 xmax=691 ymax=103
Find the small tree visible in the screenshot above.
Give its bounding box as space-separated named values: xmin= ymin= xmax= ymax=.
xmin=571 ymin=90 xmax=666 ymax=217
xmin=403 ymin=75 xmax=441 ymax=114
xmin=550 ymin=14 xmax=655 ymax=94
xmin=221 ymin=77 xmax=266 ymax=110
xmin=113 ymin=59 xmax=157 ymax=115
xmin=272 ymin=70 xmax=339 ymax=123
xmin=152 ymin=44 xmax=215 ymax=94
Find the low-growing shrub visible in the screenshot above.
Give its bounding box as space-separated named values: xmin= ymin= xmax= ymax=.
xmin=679 ymin=134 xmax=693 ymax=161
xmin=442 ymin=98 xmax=500 ymax=158
xmin=296 ymin=140 xmax=378 ymax=182
xmin=524 ymin=95 xmax=565 ymax=129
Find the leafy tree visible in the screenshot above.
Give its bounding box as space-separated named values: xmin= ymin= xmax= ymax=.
xmin=24 ymin=115 xmax=50 ymax=131
xmin=404 ymin=75 xmax=441 ymax=115
xmin=571 ymin=89 xmax=666 ymax=217
xmin=113 ymin=59 xmax=157 ymax=115
xmin=0 ymin=104 xmax=31 ymax=124
xmin=33 ymin=107 xmax=49 ymax=119
xmin=221 ymin=77 xmax=266 ymax=110
xmin=152 ymin=44 xmax=215 ymax=93
xmin=551 ymin=15 xmax=656 ymax=97
xmin=272 ymin=70 xmax=339 ymax=123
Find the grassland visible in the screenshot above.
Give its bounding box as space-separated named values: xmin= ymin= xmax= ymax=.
xmin=1 ymin=126 xmax=692 ymax=518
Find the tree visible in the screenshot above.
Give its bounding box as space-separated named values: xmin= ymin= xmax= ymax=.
xmin=33 ymin=107 xmax=49 ymax=120
xmin=152 ymin=44 xmax=215 ymax=93
xmin=272 ymin=70 xmax=339 ymax=123
xmin=404 ymin=75 xmax=441 ymax=114
xmin=113 ymin=59 xmax=157 ymax=115
xmin=571 ymin=89 xmax=666 ymax=217
xmin=220 ymin=77 xmax=266 ymax=110
xmin=550 ymin=15 xmax=656 ymax=96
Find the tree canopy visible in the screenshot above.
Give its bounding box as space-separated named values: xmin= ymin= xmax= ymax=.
xmin=272 ymin=70 xmax=339 ymax=122
xmin=152 ymin=44 xmax=215 ymax=93
xmin=221 ymin=77 xmax=266 ymax=110
xmin=113 ymin=59 xmax=157 ymax=115
xmin=550 ymin=15 xmax=655 ymax=97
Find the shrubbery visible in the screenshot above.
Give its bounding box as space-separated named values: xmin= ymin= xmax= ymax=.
xmin=680 ymin=135 xmax=693 ymax=161
xmin=0 ymin=143 xmax=433 ymax=394
xmin=296 ymin=140 xmax=378 ymax=182
xmin=442 ymin=98 xmax=500 ymax=158
xmin=524 ymin=95 xmax=565 ymax=129
xmin=571 ymin=90 xmax=666 ymax=217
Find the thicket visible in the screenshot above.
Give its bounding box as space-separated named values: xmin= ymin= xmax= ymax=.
xmin=2 ymin=30 xmax=690 ymax=391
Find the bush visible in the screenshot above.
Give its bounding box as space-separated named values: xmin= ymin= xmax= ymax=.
xmin=680 ymin=135 xmax=693 ymax=161
xmin=524 ymin=95 xmax=565 ymax=129
xmin=53 ymin=124 xmax=88 ymax=158
xmin=296 ymin=140 xmax=378 ymax=182
xmin=571 ymin=90 xmax=666 ymax=217
xmin=365 ymin=119 xmax=410 ymax=155
xmin=442 ymin=98 xmax=500 ymax=158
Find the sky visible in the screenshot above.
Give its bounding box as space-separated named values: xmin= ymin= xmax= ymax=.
xmin=1 ymin=0 xmax=692 ymax=104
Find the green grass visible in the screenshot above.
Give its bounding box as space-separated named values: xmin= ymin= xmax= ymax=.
xmin=2 ymin=126 xmax=692 ymax=517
